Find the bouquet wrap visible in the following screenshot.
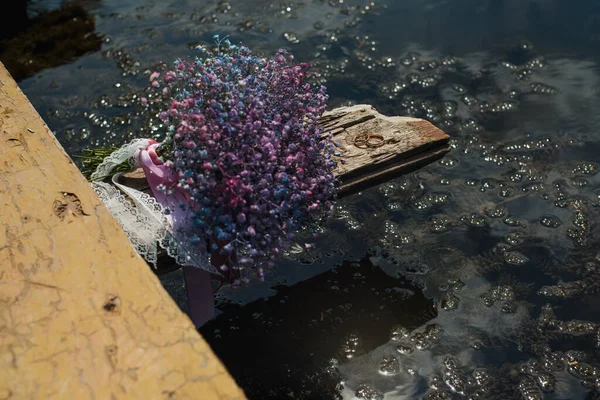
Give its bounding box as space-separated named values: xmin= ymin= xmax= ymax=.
xmin=89 ymin=37 xmax=339 ymax=325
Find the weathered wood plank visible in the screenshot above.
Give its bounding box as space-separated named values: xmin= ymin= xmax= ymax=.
xmin=119 ymin=104 xmax=450 ymax=199
xmin=117 ymin=105 xmax=449 ymax=278
xmin=321 ymin=104 xmax=449 ymax=196
xmin=0 ymin=62 xmax=245 ymax=399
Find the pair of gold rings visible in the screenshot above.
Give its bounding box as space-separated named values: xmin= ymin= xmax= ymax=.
xmin=353 ymin=133 xmax=385 ymax=148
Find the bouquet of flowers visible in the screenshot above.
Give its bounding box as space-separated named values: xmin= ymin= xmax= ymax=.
xmin=87 ymin=36 xmax=339 ymax=325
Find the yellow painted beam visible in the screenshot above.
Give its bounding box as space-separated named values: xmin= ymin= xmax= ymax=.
xmin=0 ymin=63 xmax=245 ymax=399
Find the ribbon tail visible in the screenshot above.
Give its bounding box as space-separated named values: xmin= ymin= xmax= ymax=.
xmin=183 ymin=266 xmax=216 ymax=328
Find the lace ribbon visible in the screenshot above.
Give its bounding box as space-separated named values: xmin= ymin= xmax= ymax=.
xmin=90 ymin=139 xmax=216 ymax=274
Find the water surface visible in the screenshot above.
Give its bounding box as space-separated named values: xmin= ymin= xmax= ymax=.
xmin=3 ymin=1 xmax=600 ymax=398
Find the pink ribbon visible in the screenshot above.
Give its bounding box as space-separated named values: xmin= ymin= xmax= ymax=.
xmin=139 ymin=141 xmax=193 ymax=230
xmin=138 ymin=141 xmax=215 ymax=327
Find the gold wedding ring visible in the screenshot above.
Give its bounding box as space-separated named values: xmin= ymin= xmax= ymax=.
xmin=353 ymin=133 xmax=385 ymax=148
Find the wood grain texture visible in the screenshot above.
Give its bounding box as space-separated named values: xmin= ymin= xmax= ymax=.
xmin=120 ymin=104 xmax=450 ymax=199
xmin=0 ymin=63 xmax=245 ymax=399
xmin=321 ymin=104 xmax=450 ymax=196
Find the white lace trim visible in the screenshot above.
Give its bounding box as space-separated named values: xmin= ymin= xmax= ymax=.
xmin=92 ymin=179 xmax=163 ymax=267
xmin=90 ymin=141 xmax=217 ymax=274
xmin=90 ymin=138 xmax=152 ymax=181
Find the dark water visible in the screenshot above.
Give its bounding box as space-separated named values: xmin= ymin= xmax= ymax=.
xmin=4 ymin=1 xmax=600 ymax=399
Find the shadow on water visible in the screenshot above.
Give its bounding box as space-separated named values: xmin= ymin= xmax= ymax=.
xmin=0 ymin=0 xmax=29 ymax=40
xmin=0 ymin=0 xmax=102 ymax=81
xmin=199 ymin=256 xmax=436 ymax=399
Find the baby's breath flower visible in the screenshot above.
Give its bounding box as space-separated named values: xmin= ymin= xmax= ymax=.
xmin=152 ymin=41 xmax=338 ymax=282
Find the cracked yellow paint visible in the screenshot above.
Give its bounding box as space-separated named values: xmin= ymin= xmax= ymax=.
xmin=0 ymin=63 xmax=245 ymax=399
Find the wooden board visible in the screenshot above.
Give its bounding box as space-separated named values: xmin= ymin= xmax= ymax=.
xmin=0 ymin=62 xmax=245 ymax=399
xmin=119 ymin=104 xmax=449 ymax=199
xmin=117 ymin=105 xmax=449 ymax=276
xmin=321 ymin=104 xmax=449 ymax=197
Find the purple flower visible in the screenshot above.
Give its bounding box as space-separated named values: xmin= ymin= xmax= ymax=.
xmin=151 ymin=39 xmax=339 ymax=282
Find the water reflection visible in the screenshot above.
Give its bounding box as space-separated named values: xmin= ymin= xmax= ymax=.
xmin=337 ymin=274 xmax=531 ymax=397
xmin=0 ymin=1 xmax=102 ymax=81
xmin=198 ymin=256 xmax=436 ymax=399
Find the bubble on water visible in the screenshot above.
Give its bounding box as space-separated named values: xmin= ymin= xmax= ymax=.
xmin=570 ymin=178 xmax=588 ymax=187
xmin=441 ymin=101 xmax=457 ymax=119
xmin=521 ymin=358 xmax=543 ymax=375
xmin=505 ymin=232 xmax=524 ymax=245
xmin=442 ymin=357 xmax=467 ymax=394
xmin=378 ymin=182 xmax=397 ymax=197
xmin=417 ymin=61 xmax=438 ymax=72
xmin=518 ymin=375 xmax=543 ymax=400
xmin=354 ymin=383 xmax=383 ymax=400
xmin=411 ymin=333 xmax=431 ymax=351
xmin=490 ymin=100 xmax=519 ymax=113
xmin=480 ymin=178 xmax=499 ymax=190
xmin=535 ymin=372 xmax=556 ymax=392
xmin=582 ymin=377 xmax=600 ymax=390
xmin=399 ymin=58 xmax=413 ymax=67
xmin=530 ymin=82 xmax=558 ymax=95
xmin=423 ymin=389 xmax=452 ymax=400
xmin=426 ymin=192 xmax=451 ymax=205
xmin=571 ymin=162 xmax=598 ymax=175
xmin=439 ymin=278 xmax=466 ymax=292
xmin=440 ymin=292 xmax=459 ymax=310
xmin=503 ymin=215 xmax=524 ymax=227
xmin=386 ymin=201 xmax=402 ymax=211
xmin=413 ymin=200 xmax=431 ymax=210
xmin=378 ymin=356 xmax=400 ymax=376
xmin=461 ymin=95 xmax=479 ymax=108
xmin=522 ymin=182 xmax=546 ymax=192
xmin=481 ymin=285 xmax=516 ymax=311
xmin=485 ymin=205 xmax=508 ymax=218
xmin=537 ymin=303 xmax=558 ymax=327
xmin=472 ymin=368 xmax=492 ymax=388
xmin=409 ymin=323 xmax=444 ymax=351
xmin=283 ymin=31 xmax=300 ymax=44
xmin=504 ymin=251 xmax=529 ymax=265
xmin=452 ymin=84 xmax=467 ymax=93
xmin=438 ymin=157 xmax=458 ymax=167
xmin=541 ymin=352 xmax=566 ymax=373
xmin=572 ymin=210 xmax=589 ymax=230
xmin=400 ymin=234 xmax=416 ymax=244
xmin=509 ymin=172 xmax=524 ymax=182
xmin=390 ymin=326 xmax=411 ymax=342
xmin=564 ymin=350 xmax=588 ymax=363
xmin=430 ymin=216 xmax=451 ymax=233
xmin=461 ymin=118 xmax=484 ymax=132
xmin=501 ymin=60 xmax=519 ymax=71
xmin=335 ymin=208 xmax=362 ymax=230
xmin=538 ymin=280 xmax=588 ymax=298
xmin=492 ymin=242 xmax=511 ymax=258
xmin=396 ymin=344 xmax=413 ymax=355
xmin=567 ymin=362 xmax=600 ymax=380
xmin=540 ymin=215 xmax=561 ymax=228
xmin=558 ymin=320 xmax=598 ymax=336
xmin=419 ymin=76 xmax=439 ymax=89
xmin=461 ymin=213 xmax=487 ymax=227
xmin=342 ymin=334 xmax=360 ymax=360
